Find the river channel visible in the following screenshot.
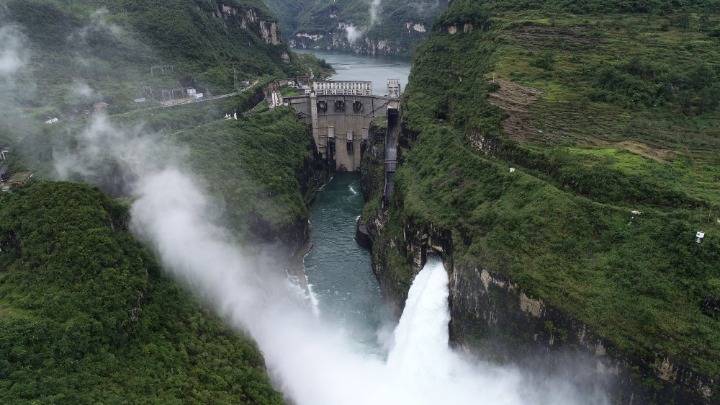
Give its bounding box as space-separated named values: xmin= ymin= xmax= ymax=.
xmin=301 ymin=50 xmax=410 ymax=352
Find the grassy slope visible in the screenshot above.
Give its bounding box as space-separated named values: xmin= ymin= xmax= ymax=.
xmin=381 ymin=0 xmax=720 ymax=395
xmin=0 ymin=182 xmax=283 ymax=404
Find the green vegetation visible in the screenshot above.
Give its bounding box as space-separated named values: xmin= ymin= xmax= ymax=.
xmin=0 ymin=46 xmax=316 ymax=405
xmin=0 ymin=182 xmax=283 ymax=404
xmin=372 ymin=0 xmax=720 ymax=400
xmin=173 ymin=107 xmax=318 ymax=243
xmin=2 ymin=0 xmax=311 ymax=116
xmin=0 ymin=1 xmax=329 ymax=401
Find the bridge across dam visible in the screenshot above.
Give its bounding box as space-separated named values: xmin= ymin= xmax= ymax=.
xmin=284 ymin=80 xmax=400 ymax=172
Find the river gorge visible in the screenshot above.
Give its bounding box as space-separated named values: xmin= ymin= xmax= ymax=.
xmin=284 ymin=50 xmax=608 ymax=404
xmin=1 ymin=1 xmax=716 ymax=403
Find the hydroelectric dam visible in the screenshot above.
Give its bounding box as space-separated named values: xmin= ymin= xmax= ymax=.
xmin=284 ymin=79 xmax=400 ymax=172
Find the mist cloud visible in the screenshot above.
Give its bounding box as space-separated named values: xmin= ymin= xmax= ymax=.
xmin=0 ymin=26 xmax=26 ymax=77
xmin=49 ymin=111 xmax=610 ymax=405
xmin=0 ymin=23 xmax=34 ymax=143
xmin=370 ymin=0 xmax=382 ymax=26
xmin=345 ymin=25 xmax=363 ymax=44
xmin=71 ymin=8 xmax=124 ymax=43
xmin=70 ymin=80 xmax=98 ymax=100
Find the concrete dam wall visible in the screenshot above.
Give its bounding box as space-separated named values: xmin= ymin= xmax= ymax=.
xmin=284 ymin=81 xmax=399 ymax=172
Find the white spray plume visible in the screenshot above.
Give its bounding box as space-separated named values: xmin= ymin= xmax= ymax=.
xmin=71 ymin=8 xmax=124 ymax=42
xmin=51 ymin=112 xmax=609 ymax=405
xmin=0 ymin=23 xmax=36 ymax=139
xmin=0 ymin=26 xmax=26 ymax=77
xmin=70 ymin=79 xmax=98 ymax=101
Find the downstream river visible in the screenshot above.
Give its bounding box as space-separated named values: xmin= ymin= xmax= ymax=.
xmin=301 ymin=51 xmax=410 ymax=351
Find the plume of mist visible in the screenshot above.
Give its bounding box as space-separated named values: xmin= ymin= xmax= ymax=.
xmin=0 ymin=26 xmax=27 ymax=77
xmin=70 ymin=80 xmax=98 ymax=100
xmin=345 ymin=25 xmax=363 ymax=44
xmin=0 ymin=23 xmax=35 ymax=142
xmin=53 ymin=115 xmax=184 ymax=196
xmin=369 ymin=0 xmax=382 ymax=26
xmin=70 ymin=8 xmax=125 ymax=43
xmin=49 ymin=112 xmax=610 ymax=405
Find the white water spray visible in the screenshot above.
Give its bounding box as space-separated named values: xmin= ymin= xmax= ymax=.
xmin=388 ymin=257 xmax=452 ymax=374
xmin=130 ymin=166 xmax=607 ymax=404
xmin=345 ymin=25 xmax=363 ymax=44
xmin=48 ymin=113 xmax=608 ymax=405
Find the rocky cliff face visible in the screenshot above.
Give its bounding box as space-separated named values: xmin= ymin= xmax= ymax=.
xmin=214 ymin=2 xmax=284 ymax=46
xmin=450 ymin=260 xmax=716 ymax=403
xmin=289 ymin=22 xmax=430 ymax=56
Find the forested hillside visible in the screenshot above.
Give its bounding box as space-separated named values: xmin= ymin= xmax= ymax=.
xmin=364 ymin=0 xmax=720 ymax=402
xmin=0 ymin=1 xmax=327 ymax=403
xmin=0 ymin=182 xmax=283 ymax=403
xmin=263 ymin=0 xmax=448 ymax=56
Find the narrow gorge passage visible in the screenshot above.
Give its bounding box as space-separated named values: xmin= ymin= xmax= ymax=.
xmin=300 ymin=52 xmax=411 ymax=351
xmin=3 ymin=1 xmax=715 ymax=403
xmin=303 ymin=174 xmax=390 ymax=352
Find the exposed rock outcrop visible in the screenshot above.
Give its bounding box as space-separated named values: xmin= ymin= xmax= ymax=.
xmin=289 ymin=27 xmax=416 ymax=56
xmin=214 ymin=2 xmax=284 ymax=46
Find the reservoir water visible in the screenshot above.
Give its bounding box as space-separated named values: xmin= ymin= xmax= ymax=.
xmin=294 ymin=49 xmax=412 ymax=95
